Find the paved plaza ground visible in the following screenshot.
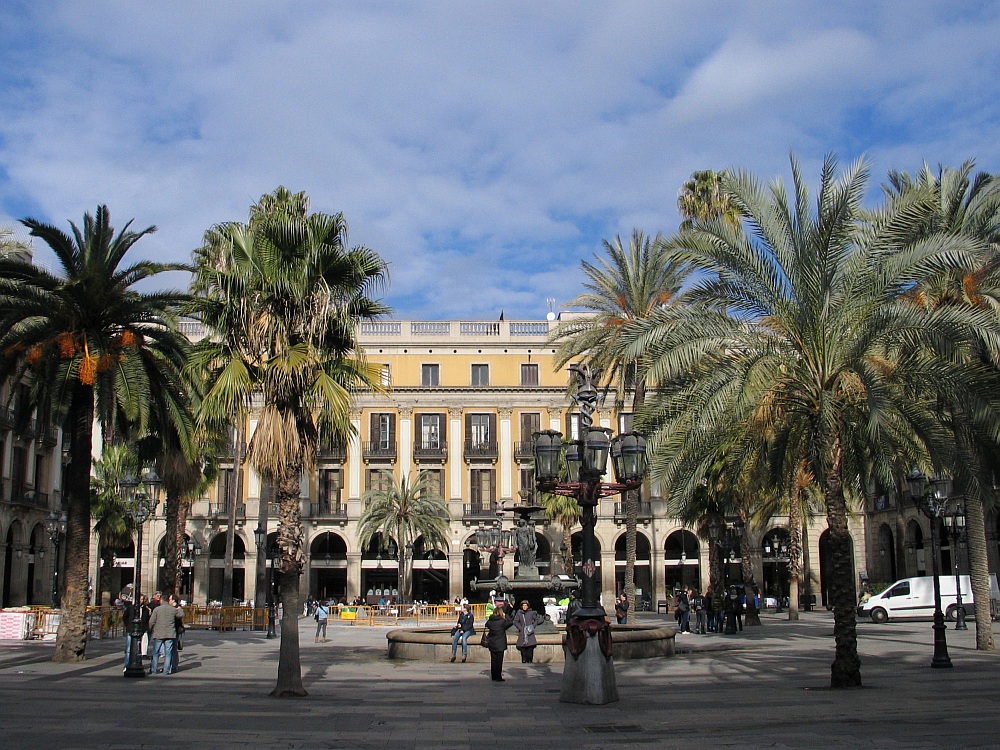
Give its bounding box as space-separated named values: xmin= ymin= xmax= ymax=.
xmin=1 ymin=609 xmax=997 ymax=749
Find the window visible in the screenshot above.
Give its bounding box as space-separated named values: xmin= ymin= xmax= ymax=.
xmin=469 ymin=414 xmax=491 ymax=446
xmin=379 ymin=364 xmax=391 ymax=387
xmin=470 ymin=469 xmax=495 ymax=506
xmin=371 ymin=413 xmax=395 ymax=450
xmin=886 ymin=582 xmax=910 ymax=598
xmin=519 ymin=467 xmax=536 ymax=500
xmin=319 ymin=468 xmax=343 ymax=509
xmin=366 ymin=469 xmax=392 ymax=494
xmin=520 ymin=412 xmax=541 ymax=442
xmin=471 ymin=364 xmax=489 ymax=386
xmin=568 ymin=413 xmax=581 ymax=440
xmin=520 ymin=363 xmax=539 ymax=386
xmin=422 ymin=469 xmax=444 ymax=499
xmin=217 ymin=468 xmax=235 ymax=510
xmin=618 ymin=413 xmax=634 ymax=434
xmin=421 ymin=364 xmax=439 ymax=387
xmin=419 ymin=414 xmax=442 ymax=449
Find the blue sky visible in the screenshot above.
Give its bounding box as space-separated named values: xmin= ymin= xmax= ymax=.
xmin=2 ymin=2 xmax=999 ymax=321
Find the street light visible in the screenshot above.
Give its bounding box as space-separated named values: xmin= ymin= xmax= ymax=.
xmin=532 ymin=363 xmax=647 ymax=705
xmin=46 ymin=510 xmax=67 ymax=608
xmin=906 ymin=469 xmax=953 ymax=668
xmin=121 ymin=466 xmax=163 ymax=679
xmin=943 ymin=503 xmax=967 ymax=631
xmin=184 ymin=538 xmax=202 ymax=603
xmin=253 ymin=524 xmax=277 ymax=639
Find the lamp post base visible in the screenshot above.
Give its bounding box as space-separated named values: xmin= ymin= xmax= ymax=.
xmin=124 ymin=632 xmax=147 ymax=678
xmin=931 ymin=614 xmax=953 ymax=669
xmin=561 ymin=616 xmax=618 ymax=705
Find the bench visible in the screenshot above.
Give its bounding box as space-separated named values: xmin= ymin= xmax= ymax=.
xmin=657 ymin=600 xmax=669 ymax=614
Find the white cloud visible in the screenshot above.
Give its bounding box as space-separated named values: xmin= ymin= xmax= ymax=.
xmin=2 ymin=2 xmax=1000 ymax=319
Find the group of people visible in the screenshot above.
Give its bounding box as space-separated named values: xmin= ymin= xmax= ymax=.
xmin=672 ymin=585 xmax=748 ymax=634
xmin=449 ymin=596 xmax=543 ymax=681
xmin=120 ymin=591 xmax=186 ymax=675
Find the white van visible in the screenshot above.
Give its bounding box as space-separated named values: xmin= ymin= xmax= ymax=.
xmin=859 ymin=574 xmax=999 ymax=624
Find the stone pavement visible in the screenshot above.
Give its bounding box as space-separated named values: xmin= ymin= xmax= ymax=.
xmin=1 ymin=610 xmax=997 ymax=749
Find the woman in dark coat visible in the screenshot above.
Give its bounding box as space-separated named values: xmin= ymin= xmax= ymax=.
xmin=513 ymin=600 xmax=542 ymax=663
xmin=483 ymin=606 xmax=514 ymax=681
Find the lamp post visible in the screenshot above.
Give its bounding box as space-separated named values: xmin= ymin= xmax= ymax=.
xmin=121 ymin=466 xmax=163 ymax=679
xmin=532 ymin=364 xmax=646 ymax=705
xmin=906 ymin=470 xmax=953 ymax=668
xmin=943 ymin=503 xmax=967 ymax=631
xmin=253 ymin=524 xmax=277 ymax=639
xmin=475 ymin=514 xmax=516 ymax=591
xmin=46 ymin=510 xmax=67 ymax=608
xmin=184 ymin=538 xmax=202 ymax=604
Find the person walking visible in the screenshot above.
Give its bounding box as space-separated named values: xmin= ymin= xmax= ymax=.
xmin=167 ymin=594 xmax=185 ymax=673
xmin=692 ymin=589 xmax=707 ymax=634
xmin=513 ymin=600 xmax=542 ymax=664
xmin=483 ymin=605 xmax=513 ymax=681
xmin=450 ymin=603 xmax=475 ymax=662
xmin=614 ymin=593 xmax=629 ymax=624
xmin=676 ymin=587 xmax=691 ymax=634
xmin=314 ymin=600 xmax=330 ymax=642
xmin=148 ymin=594 xmax=184 ymax=675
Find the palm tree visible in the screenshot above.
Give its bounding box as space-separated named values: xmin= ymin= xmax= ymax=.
xmin=539 ymin=492 xmax=581 ymax=574
xmin=677 ymin=170 xmax=741 ymax=232
xmin=882 ymin=161 xmax=1000 ymax=652
xmin=189 ymin=187 xmax=389 ymax=697
xmin=358 ymin=470 xmax=451 ymax=599
xmin=0 ymin=206 xmax=191 ymax=662
xmin=551 ymin=229 xmax=690 ymax=623
xmin=627 ymin=155 xmax=998 ymax=687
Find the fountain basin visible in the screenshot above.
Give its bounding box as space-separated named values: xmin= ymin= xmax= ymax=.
xmin=386 ymin=624 xmax=675 ymax=663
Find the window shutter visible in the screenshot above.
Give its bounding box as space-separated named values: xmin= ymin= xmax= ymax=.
xmin=488 ymin=413 xmax=496 ymax=442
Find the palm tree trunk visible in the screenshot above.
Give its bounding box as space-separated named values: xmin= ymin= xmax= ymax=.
xmin=223 ymin=425 xmax=243 ymax=605
xmin=740 ymin=525 xmax=762 ymax=626
xmin=964 ymin=497 xmax=995 ymax=651
xmin=161 ymin=489 xmax=180 ymax=595
xmin=271 ymin=466 xmax=307 ymax=697
xmin=787 ymin=480 xmax=802 ymax=621
xmin=53 ymin=383 xmax=95 ymax=662
xmin=562 ymin=524 xmax=573 ymax=575
xmin=824 ymin=456 xmax=862 ymax=687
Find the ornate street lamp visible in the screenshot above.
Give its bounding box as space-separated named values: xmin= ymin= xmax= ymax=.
xmin=532 ymin=363 xmax=646 ymax=705
xmin=475 ymin=514 xmax=516 ymax=590
xmin=906 ymin=469 xmax=953 ymax=668
xmin=46 ymin=510 xmax=67 ymax=608
xmin=121 ymin=466 xmax=163 ymax=678
xmin=943 ymin=503 xmax=967 ymax=631
xmin=184 ymin=537 xmax=202 ymax=604
xmin=253 ymin=524 xmax=277 ymax=639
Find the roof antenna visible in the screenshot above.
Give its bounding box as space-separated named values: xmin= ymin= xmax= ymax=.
xmin=546 ymin=297 xmax=556 ymax=321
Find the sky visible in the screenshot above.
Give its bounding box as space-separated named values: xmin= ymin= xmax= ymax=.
xmin=2 ymin=2 xmax=1000 ymax=321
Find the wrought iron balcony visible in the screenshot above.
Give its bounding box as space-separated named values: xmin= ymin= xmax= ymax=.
xmin=613 ymin=500 xmax=652 ymax=521
xmin=362 ymin=441 xmax=397 ymax=462
xmin=308 ymin=501 xmax=348 ymax=520
xmin=463 ymin=440 xmax=498 ymax=461
xmin=208 ymin=502 xmax=246 ymax=520
xmin=514 ymin=440 xmax=536 ymax=461
xmin=463 ymin=502 xmax=500 ymax=520
xmin=317 ymin=440 xmax=347 ymax=462
xmin=413 ymin=441 xmax=447 ymax=463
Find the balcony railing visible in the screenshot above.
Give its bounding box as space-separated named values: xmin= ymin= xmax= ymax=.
xmin=413 ymin=441 xmax=447 ymax=463
xmin=12 ymin=488 xmax=49 ymax=509
xmin=309 ymin=501 xmax=348 ymax=520
xmin=514 ymin=440 xmax=536 ymax=461
xmin=613 ymin=500 xmax=652 ymax=520
xmin=318 ymin=441 xmax=347 ymax=462
xmin=463 ymin=502 xmax=500 ymax=520
xmin=362 ymin=441 xmax=397 ymax=462
xmin=208 ymin=503 xmax=246 ymax=519
xmin=463 ymin=440 xmax=498 ymax=461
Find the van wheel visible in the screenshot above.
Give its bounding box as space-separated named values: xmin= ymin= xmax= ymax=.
xmin=945 ymin=605 xmax=958 ymax=622
xmin=870 ymin=608 xmax=888 ymax=624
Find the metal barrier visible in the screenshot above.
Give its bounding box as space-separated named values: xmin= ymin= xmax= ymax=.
xmin=182 ymin=605 xmax=267 ymax=631
xmin=339 ymin=602 xmax=490 ymax=627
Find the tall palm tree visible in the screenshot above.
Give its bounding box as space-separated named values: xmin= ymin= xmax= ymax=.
xmin=0 ymin=206 xmax=191 ymax=662
xmin=539 ymin=492 xmax=581 ymax=574
xmin=551 ymin=229 xmax=690 ymax=623
xmin=627 ymin=155 xmax=998 ymax=687
xmin=883 ymin=162 xmax=1000 ymax=652
xmin=677 ymin=170 xmax=741 ymax=232
xmin=189 ymin=187 xmax=389 ymax=697
xmin=358 ymin=470 xmax=451 ymax=599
